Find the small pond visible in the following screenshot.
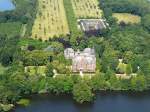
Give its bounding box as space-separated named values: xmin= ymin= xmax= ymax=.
xmin=13 ymin=91 xmax=150 ymax=112
xmin=0 ymin=0 xmax=15 ymax=11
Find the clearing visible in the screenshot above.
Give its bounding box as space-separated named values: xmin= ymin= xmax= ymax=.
xmin=113 ymin=13 xmax=141 ymax=24
xmin=71 ymin=0 xmax=102 ymax=18
xmin=31 ymin=0 xmax=69 ymax=40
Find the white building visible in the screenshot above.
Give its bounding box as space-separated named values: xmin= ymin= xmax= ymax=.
xmin=64 ymin=48 xmax=96 ymax=73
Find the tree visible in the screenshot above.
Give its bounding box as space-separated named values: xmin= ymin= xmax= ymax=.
xmin=109 ymin=75 xmax=121 ymax=90
xmin=73 ymin=81 xmax=94 ymax=104
xmin=45 ymin=63 xmax=54 ymax=77
xmin=47 ymin=75 xmax=73 ymax=94
xmin=101 ymin=45 xmax=119 ymax=72
xmin=105 ymin=67 xmax=115 ymax=80
xmin=22 ymin=50 xmax=52 ymax=66
xmin=140 ymin=60 xmax=150 ymax=76
xmin=91 ymin=73 xmax=107 ymax=90
xmin=100 ymin=0 xmax=150 ymax=16
xmin=142 ymin=14 xmax=150 ymax=32
xmin=131 ymin=75 xmax=147 ymax=91
xmin=120 ymin=79 xmax=131 ymax=90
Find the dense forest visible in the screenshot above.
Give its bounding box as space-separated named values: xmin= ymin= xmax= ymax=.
xmin=0 ymin=0 xmax=150 ymax=111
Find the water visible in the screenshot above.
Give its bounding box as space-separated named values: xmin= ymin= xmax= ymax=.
xmin=0 ymin=0 xmax=15 ymax=11
xmin=13 ymin=91 xmax=150 ymax=112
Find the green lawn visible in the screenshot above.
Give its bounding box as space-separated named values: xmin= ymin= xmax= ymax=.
xmin=0 ymin=64 xmax=7 ymax=74
xmin=18 ymin=38 xmax=49 ymax=50
xmin=113 ymin=13 xmax=141 ymax=24
xmin=0 ymin=22 xmax=22 ymax=37
xmin=25 ymin=66 xmax=46 ymax=76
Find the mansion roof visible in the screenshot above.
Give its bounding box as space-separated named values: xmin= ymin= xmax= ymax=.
xmin=64 ymin=48 xmax=96 ymax=73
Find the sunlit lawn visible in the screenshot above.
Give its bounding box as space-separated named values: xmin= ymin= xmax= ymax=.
xmin=0 ymin=63 xmax=7 ymax=74
xmin=113 ymin=13 xmax=141 ymax=24
xmin=25 ymin=66 xmax=46 ymax=76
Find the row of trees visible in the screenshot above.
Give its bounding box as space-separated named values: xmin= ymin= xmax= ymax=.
xmin=1 ymin=66 xmax=147 ymax=106
xmin=63 ymin=0 xmax=83 ymax=46
xmin=0 ymin=34 xmax=20 ymax=66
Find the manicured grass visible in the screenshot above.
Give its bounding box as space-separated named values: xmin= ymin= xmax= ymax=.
xmin=113 ymin=13 xmax=141 ymax=24
xmin=31 ymin=0 xmax=69 ymax=40
xmin=0 ymin=22 xmax=22 ymax=37
xmin=18 ymin=38 xmax=49 ymax=49
xmin=0 ymin=63 xmax=7 ymax=74
xmin=25 ymin=66 xmax=46 ymax=76
xmin=71 ymin=0 xmax=103 ymax=18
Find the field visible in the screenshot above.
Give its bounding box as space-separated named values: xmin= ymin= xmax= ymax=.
xmin=31 ymin=0 xmax=69 ymax=40
xmin=0 ymin=22 xmax=22 ymax=37
xmin=71 ymin=0 xmax=102 ymax=18
xmin=113 ymin=13 xmax=141 ymax=24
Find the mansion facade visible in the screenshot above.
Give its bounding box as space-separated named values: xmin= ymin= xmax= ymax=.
xmin=64 ymin=48 xmax=96 ymax=73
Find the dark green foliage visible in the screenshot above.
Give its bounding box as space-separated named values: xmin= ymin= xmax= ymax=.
xmin=140 ymin=60 xmax=150 ymax=76
xmin=47 ymin=75 xmax=74 ymax=94
xmin=120 ymin=79 xmax=131 ymax=90
xmin=73 ymin=81 xmax=94 ymax=103
xmin=0 ymin=35 xmax=20 ymax=66
xmin=45 ymin=63 xmax=54 ymax=77
xmin=101 ymin=45 xmax=119 ymax=72
xmin=21 ymin=50 xmax=53 ymax=66
xmin=142 ymin=14 xmax=150 ymax=32
xmin=109 ymin=75 xmax=121 ymax=90
xmin=91 ymin=74 xmax=107 ymax=90
xmin=0 ymin=22 xmax=22 ymax=37
xmin=131 ymin=75 xmax=147 ymax=91
xmin=100 ymin=0 xmax=150 ymax=16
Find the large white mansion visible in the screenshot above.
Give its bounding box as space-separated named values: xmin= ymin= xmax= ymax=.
xmin=64 ymin=48 xmax=96 ymax=73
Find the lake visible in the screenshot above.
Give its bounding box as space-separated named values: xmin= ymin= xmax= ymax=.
xmin=0 ymin=0 xmax=15 ymax=11
xmin=13 ymin=91 xmax=150 ymax=112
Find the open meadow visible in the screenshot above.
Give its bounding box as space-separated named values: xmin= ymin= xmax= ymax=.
xmin=31 ymin=0 xmax=69 ymax=40
xmin=113 ymin=13 xmax=141 ymax=24
xmin=71 ymin=0 xmax=102 ymax=18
